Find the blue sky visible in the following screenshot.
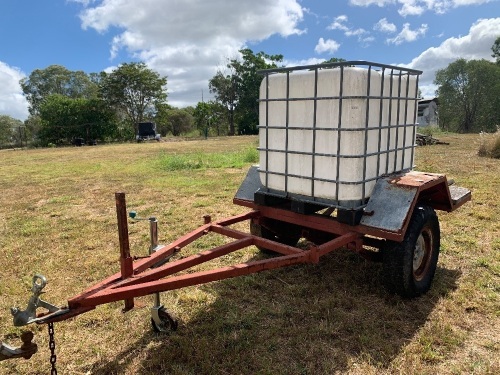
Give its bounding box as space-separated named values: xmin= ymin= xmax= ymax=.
xmin=0 ymin=0 xmax=499 ymax=121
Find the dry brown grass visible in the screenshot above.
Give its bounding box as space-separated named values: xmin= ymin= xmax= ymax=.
xmin=0 ymin=134 xmax=498 ymax=375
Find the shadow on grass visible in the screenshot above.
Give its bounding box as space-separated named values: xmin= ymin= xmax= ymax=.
xmin=86 ymin=249 xmax=460 ymax=374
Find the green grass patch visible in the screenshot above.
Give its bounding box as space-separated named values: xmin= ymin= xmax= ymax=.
xmin=157 ymin=146 xmax=258 ymax=171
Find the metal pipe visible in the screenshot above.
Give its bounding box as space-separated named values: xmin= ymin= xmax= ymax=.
xmin=148 ymin=217 xmax=161 ymax=307
xmin=149 ymin=217 xmax=158 ymax=254
xmin=115 ymin=192 xmax=134 ymax=310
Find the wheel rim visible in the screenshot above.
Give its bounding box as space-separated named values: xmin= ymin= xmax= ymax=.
xmin=413 ymin=226 xmax=433 ymax=281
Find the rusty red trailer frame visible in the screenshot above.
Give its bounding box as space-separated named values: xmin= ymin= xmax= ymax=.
xmin=35 ymin=170 xmax=470 ymax=325
xmin=42 ymin=198 xmax=362 ymax=323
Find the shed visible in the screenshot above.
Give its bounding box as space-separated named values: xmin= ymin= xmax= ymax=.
xmin=418 ymin=98 xmax=439 ymax=127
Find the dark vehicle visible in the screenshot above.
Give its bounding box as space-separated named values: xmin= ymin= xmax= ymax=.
xmin=136 ymin=122 xmax=161 ymax=142
xmin=72 ymin=138 xmax=85 ymax=147
xmin=72 ymin=138 xmax=97 ymax=146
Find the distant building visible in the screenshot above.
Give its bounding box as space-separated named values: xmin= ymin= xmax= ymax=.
xmin=418 ymin=98 xmax=439 ymax=127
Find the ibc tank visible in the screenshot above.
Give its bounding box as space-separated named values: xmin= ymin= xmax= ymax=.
xmin=258 ymin=61 xmax=422 ymax=209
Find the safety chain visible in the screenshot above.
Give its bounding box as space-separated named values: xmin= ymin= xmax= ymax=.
xmin=48 ymin=322 xmax=57 ymax=375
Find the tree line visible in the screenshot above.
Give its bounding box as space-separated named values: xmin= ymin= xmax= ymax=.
xmin=1 ymin=39 xmax=499 ymax=148
xmin=1 ymin=49 xmax=285 ymax=147
xmin=434 ymin=36 xmax=500 ymax=133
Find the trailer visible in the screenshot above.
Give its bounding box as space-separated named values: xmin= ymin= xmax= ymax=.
xmin=136 ymin=122 xmax=161 ymax=142
xmin=1 ymin=62 xmax=471 ymax=370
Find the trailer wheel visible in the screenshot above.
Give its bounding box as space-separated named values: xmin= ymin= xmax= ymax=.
xmin=382 ymin=205 xmax=440 ymax=298
xmin=250 ymin=218 xmax=301 ymax=254
xmin=151 ymin=307 xmax=178 ymax=333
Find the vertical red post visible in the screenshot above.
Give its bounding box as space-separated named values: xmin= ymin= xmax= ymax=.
xmin=115 ymin=192 xmax=134 ymax=311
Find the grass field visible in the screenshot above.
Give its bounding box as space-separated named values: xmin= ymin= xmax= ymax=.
xmin=0 ymin=134 xmax=498 ymax=375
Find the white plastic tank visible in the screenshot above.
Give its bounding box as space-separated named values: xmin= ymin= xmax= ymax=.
xmin=258 ymin=63 xmax=420 ymax=207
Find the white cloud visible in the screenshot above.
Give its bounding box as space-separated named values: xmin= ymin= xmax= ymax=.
xmin=284 ymin=57 xmax=326 ymax=67
xmin=328 ymin=15 xmax=374 ymax=44
xmin=78 ymin=0 xmax=305 ymax=107
xmin=398 ymin=0 xmax=427 ymax=16
xmin=453 ymin=0 xmax=493 ymax=4
xmin=345 ymin=28 xmax=369 ymax=37
xmin=404 ymin=17 xmax=500 ymax=97
xmin=347 ymin=28 xmax=374 ymax=44
xmin=315 ymin=38 xmax=341 ymax=54
xmin=374 ymin=18 xmax=397 ymax=33
xmin=349 ymin=0 xmax=495 ymax=16
xmin=349 ymin=0 xmax=395 ymax=6
xmin=387 ymin=23 xmax=428 ymax=44
xmin=0 ymin=62 xmax=28 ymax=121
xmin=327 ymin=15 xmax=350 ymax=31
xmin=69 ymin=0 xmax=98 ymax=6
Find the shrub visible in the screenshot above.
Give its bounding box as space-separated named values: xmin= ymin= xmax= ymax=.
xmin=242 ymin=146 xmax=258 ymax=163
xmin=478 ymin=127 xmax=500 ymax=159
xmin=418 ymin=126 xmax=434 ymax=137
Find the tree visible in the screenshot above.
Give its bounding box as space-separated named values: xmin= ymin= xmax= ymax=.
xmin=154 ymin=103 xmax=173 ymax=136
xmin=209 ymin=70 xmax=237 ymax=135
xmin=0 ymin=115 xmax=23 ymax=147
xmin=183 ymin=106 xmax=196 ymax=116
xmin=99 ymin=62 xmax=167 ymax=134
xmin=492 ymin=36 xmax=500 ymax=64
xmin=38 ymin=95 xmax=117 ymax=145
xmin=231 ymin=49 xmax=283 ymax=135
xmin=322 ymin=57 xmax=346 ymax=64
xmin=193 ymin=101 xmax=228 ymax=137
xmin=24 ymin=115 xmax=43 ymax=146
xmin=155 ymin=105 xmax=194 ymax=137
xmin=169 ymin=109 xmax=194 ymax=136
xmin=434 ymin=58 xmax=500 ymax=133
xmin=210 ymin=49 xmax=283 ymax=135
xmin=20 ymin=65 xmax=98 ymax=115
xmin=193 ymin=101 xmax=210 ymax=137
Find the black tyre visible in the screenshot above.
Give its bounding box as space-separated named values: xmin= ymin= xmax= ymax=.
xmin=151 ymin=307 xmax=178 ymax=333
xmin=382 ymin=205 xmax=440 ymax=298
xmin=250 ymin=217 xmax=301 ymax=254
